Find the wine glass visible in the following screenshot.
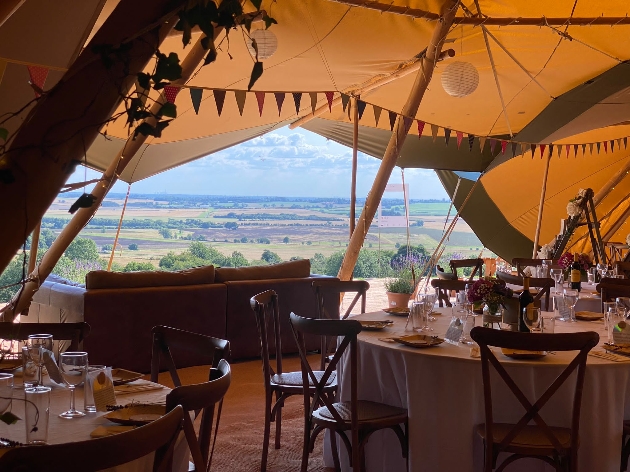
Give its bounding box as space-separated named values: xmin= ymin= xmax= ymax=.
xmin=616 ymin=297 xmax=630 ymax=319
xmin=550 ymin=269 xmax=563 ymax=294
xmin=27 ymin=334 xmax=53 ymax=386
xmin=417 ymin=295 xmax=432 ymax=332
xmin=425 ymin=290 xmax=438 ymax=322
xmin=523 ymin=307 xmax=541 ymax=332
xmin=58 ymin=352 xmax=88 ymax=419
xmin=563 ymin=289 xmax=578 ymax=322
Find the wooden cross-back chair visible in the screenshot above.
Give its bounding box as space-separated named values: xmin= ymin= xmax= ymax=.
xmin=470 ymin=327 xmax=599 ymax=472
xmin=512 ymin=258 xmax=559 ymax=277
xmin=0 ymin=322 xmax=90 ymax=358
xmin=595 ymin=278 xmax=630 ymax=312
xmin=166 ymin=359 xmax=231 ymax=472
xmin=290 ymin=312 xmax=408 ymax=472
xmin=614 ymin=262 xmax=630 ymax=279
xmin=0 ymin=405 xmax=184 ymax=472
xmin=430 ymin=278 xmax=467 ymax=307
xmin=495 ymin=271 xmax=553 ymax=311
xmin=450 ymin=258 xmax=484 ymax=281
xmin=250 ymin=290 xmax=337 ymax=472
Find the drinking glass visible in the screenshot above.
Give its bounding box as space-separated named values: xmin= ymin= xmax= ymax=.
xmin=550 ymin=269 xmax=563 ymax=294
xmin=607 ymin=307 xmax=623 ymax=344
xmin=597 ymin=263 xmax=606 ymax=281
xmin=410 ymin=301 xmax=424 ymax=332
xmin=523 ymin=307 xmax=541 ymax=332
xmin=22 ymin=346 xmax=38 ymax=388
xmin=587 ymin=271 xmax=595 ymax=284
xmin=603 ymin=301 xmax=617 ymax=330
xmin=616 ymin=297 xmax=630 ymax=319
xmin=27 ymin=334 xmax=53 ymax=386
xmin=84 ymin=365 xmax=106 ymax=413
xmin=541 ymin=314 xmax=555 ymax=333
xmin=422 ymin=289 xmax=438 ymax=322
xmin=417 ymin=295 xmax=432 ymax=332
xmin=542 ymin=260 xmax=551 ymax=278
xmin=59 ymin=352 xmax=88 ymax=418
xmin=0 ymin=373 xmax=13 ymax=415
xmin=563 ymin=289 xmax=578 ymax=322
xmin=460 ymin=313 xmax=475 ymax=344
xmin=25 ymin=386 xmax=50 ymax=444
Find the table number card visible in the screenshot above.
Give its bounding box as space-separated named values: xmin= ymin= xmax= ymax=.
xmin=93 ymin=370 xmax=116 ymax=412
xmin=444 ymin=318 xmax=463 ymax=344
xmin=613 ymin=321 xmax=630 ymax=345
xmin=553 ymin=296 xmax=570 ymax=319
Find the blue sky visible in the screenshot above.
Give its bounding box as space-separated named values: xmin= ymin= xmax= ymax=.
xmin=75 ymin=127 xmax=449 ymax=199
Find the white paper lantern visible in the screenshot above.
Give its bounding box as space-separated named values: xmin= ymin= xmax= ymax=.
xmin=441 ymin=61 xmax=479 ymax=98
xmin=246 ymin=29 xmax=278 ymax=60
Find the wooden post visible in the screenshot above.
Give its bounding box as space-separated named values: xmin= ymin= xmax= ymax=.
xmin=532 ymin=152 xmax=552 ymax=257
xmin=350 ymin=96 xmax=359 ymax=237
xmin=337 ymin=0 xmax=459 ymax=281
xmin=27 ymin=221 xmax=41 ymax=275
xmin=593 ymin=157 xmax=630 ymax=206
xmin=0 ymin=0 xmax=24 ymax=28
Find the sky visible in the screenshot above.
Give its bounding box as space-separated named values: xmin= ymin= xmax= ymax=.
xmin=72 ymin=126 xmax=449 ymax=200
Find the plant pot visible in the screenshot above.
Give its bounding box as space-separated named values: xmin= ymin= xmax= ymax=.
xmin=386 ymin=292 xmax=411 ymax=308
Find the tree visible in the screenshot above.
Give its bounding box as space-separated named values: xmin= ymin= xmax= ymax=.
xmin=158 ymin=228 xmax=173 ymax=239
xmin=261 ymin=250 xmax=281 ymax=265
xmin=122 ymin=261 xmax=154 ymax=272
xmin=283 ymin=236 xmax=290 ymax=244
xmin=65 ymin=238 xmax=100 ymax=262
xmin=240 ymin=237 xmax=248 ymax=243
xmin=102 ymin=244 xmax=113 ymax=253
xmin=128 ymin=243 xmax=139 ymax=250
xmin=310 ymin=253 xmax=327 ymax=275
xmin=40 ymin=229 xmax=56 ymax=248
xmin=257 ymin=237 xmax=271 ymax=244
xmin=224 ymin=222 xmax=238 ymax=230
xmin=229 ymin=251 xmax=248 ymax=267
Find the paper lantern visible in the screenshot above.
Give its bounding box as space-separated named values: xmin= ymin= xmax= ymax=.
xmin=246 ymin=29 xmax=278 ymax=60
xmin=441 ymin=61 xmax=479 ymax=98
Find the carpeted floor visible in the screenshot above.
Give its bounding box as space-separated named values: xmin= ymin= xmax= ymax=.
xmin=153 ymin=355 xmax=332 ymax=472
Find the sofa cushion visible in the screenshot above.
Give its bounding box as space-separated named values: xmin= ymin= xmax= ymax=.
xmin=86 ymin=265 xmax=215 ymax=289
xmin=215 ymin=259 xmax=310 ymax=283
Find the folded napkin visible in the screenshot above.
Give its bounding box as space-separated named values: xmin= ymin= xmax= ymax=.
xmin=90 ymin=425 xmax=135 ymax=438
xmin=589 ymin=350 xmax=630 ymax=363
xmin=114 ymin=379 xmax=164 ymax=395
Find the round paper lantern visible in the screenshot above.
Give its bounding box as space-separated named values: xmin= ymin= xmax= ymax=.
xmin=441 ymin=61 xmax=479 ymax=98
xmin=246 ymin=29 xmax=278 ymax=60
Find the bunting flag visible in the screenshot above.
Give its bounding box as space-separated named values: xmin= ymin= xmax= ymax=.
xmin=163 ymin=85 xmax=179 ymax=104
xmin=403 ymin=116 xmax=413 ymax=133
xmin=357 ymin=100 xmax=367 ymax=120
xmin=189 ymin=88 xmax=203 ymax=115
xmin=531 ymin=144 xmax=536 ymax=158
xmin=556 ymin=145 xmax=561 ymax=157
xmin=388 ymin=111 xmax=397 ymax=131
xmin=456 ymin=131 xmax=463 ymax=149
xmin=235 ymin=90 xmax=247 ymax=116
xmin=341 ymin=94 xmax=350 ymax=113
xmin=511 ymin=142 xmax=518 ymax=157
xmin=589 ymin=143 xmax=594 ymax=155
xmin=373 ymin=105 xmax=382 ymax=127
xmin=603 ymin=141 xmax=608 ymax=153
xmin=470 ymin=135 xmax=476 ymax=152
xmin=548 ymin=144 xmax=553 ymax=157
xmin=27 ymin=65 xmax=48 ymax=98
xmin=617 ymin=139 xmax=622 ymax=150
xmin=431 ymin=124 xmax=439 ymax=142
xmin=292 ymin=92 xmax=302 ymax=114
xmin=539 ymin=144 xmax=546 ymax=158
xmin=444 ymin=128 xmax=451 ymax=145
xmin=309 ymin=92 xmax=317 ymax=114
xmin=520 ymin=143 xmax=527 ymax=157
xmin=274 ymin=92 xmax=285 ymax=116
xmin=611 ymin=140 xmax=615 ymax=152
xmin=582 ymin=144 xmax=587 ymax=155
xmin=325 ymin=92 xmax=334 ymax=112
xmin=596 ymin=142 xmax=601 ymax=154
xmin=565 ymin=144 xmax=570 ymax=157
xmin=489 ymin=139 xmax=497 ymax=154
xmin=255 ymin=91 xmax=265 ymax=117
xmin=214 ymin=90 xmax=226 ymax=116
xmin=501 ymin=140 xmax=508 ymax=155
xmin=625 ymin=137 xmax=628 ymax=149
xmin=417 ymin=120 xmax=425 ymax=138
xmin=479 ymin=136 xmax=487 ymax=152
xmin=573 ymin=144 xmax=578 ymax=157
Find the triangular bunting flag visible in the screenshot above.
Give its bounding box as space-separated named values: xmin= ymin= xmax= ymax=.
xmin=325 ymin=92 xmax=334 ymax=112
xmin=403 ymin=116 xmax=413 ymax=133
xmin=373 ymin=106 xmax=382 ymax=127
xmin=189 ymin=88 xmax=203 ymax=115
xmin=617 ymin=139 xmax=622 ymax=150
xmin=309 ymin=92 xmax=317 ymax=114
xmin=611 ymin=140 xmax=615 ymax=152
xmin=341 ymin=94 xmax=350 ymax=113
xmin=603 ymin=141 xmax=608 ymax=153
xmin=565 ymin=144 xmax=570 ymax=158
xmin=431 ymin=124 xmax=439 ymax=142
xmin=489 ymin=139 xmax=497 ymax=154
xmin=469 ymin=135 xmax=476 ymax=152
xmin=539 ymin=144 xmax=546 ymax=158
xmin=274 ymin=92 xmax=285 ymax=116
xmin=500 ymin=140 xmax=508 ymax=155
xmin=357 ymin=100 xmax=367 ymax=120
xmin=456 ymin=131 xmax=463 ymax=149
xmin=235 ymin=90 xmax=247 ymax=116
xmin=531 ymin=144 xmax=536 ymax=158
xmin=292 ymin=92 xmax=302 ymax=114
xmin=596 ymin=142 xmax=601 ymax=154
xmin=582 ymin=144 xmax=587 ymax=155
xmin=479 ymin=136 xmax=487 ymax=152
xmin=444 ymin=128 xmax=451 ymax=146
xmin=520 ymin=143 xmax=526 ymax=157
xmin=163 ymin=85 xmax=179 ymax=104
xmin=573 ymin=144 xmax=578 ymax=157
xmin=511 ymin=142 xmax=518 ymax=157
xmin=389 ymin=111 xmax=397 ymax=131
xmin=27 ymin=65 xmax=49 ymax=98
xmin=255 ymin=91 xmax=265 ymax=117
xmin=548 ymin=144 xmax=553 ymax=157
xmin=556 ymin=145 xmax=561 ymax=158
xmin=417 ymin=120 xmax=425 ymax=139
xmin=625 ymin=137 xmax=628 ymax=149
xmin=214 ymin=90 xmax=226 ymax=116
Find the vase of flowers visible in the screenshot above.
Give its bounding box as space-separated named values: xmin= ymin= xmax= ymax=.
xmin=558 ymin=251 xmax=591 ymax=281
xmin=467 ymin=278 xmax=513 ymax=326
xmin=385 ymin=270 xmax=415 ymax=308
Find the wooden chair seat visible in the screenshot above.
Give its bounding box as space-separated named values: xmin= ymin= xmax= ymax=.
xmin=314 ymin=400 xmax=407 ymax=425
xmin=476 ymin=423 xmax=572 ymax=453
xmin=272 ymin=370 xmax=336 ymax=388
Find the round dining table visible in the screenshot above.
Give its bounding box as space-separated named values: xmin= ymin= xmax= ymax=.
xmin=324 ymin=307 xmax=630 ymax=472
xmin=0 ymin=375 xmax=189 ymax=471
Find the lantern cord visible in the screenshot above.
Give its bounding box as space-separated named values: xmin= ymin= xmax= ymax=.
xmin=481 ymin=26 xmax=513 ymax=138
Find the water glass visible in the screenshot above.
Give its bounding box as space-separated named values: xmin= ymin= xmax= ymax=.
xmin=541 ymin=314 xmax=555 ymax=333
xmin=84 ymin=365 xmax=108 ymax=413
xmin=603 ymin=302 xmax=617 ymax=329
xmin=617 ymin=297 xmax=630 ymax=319
xmin=607 ymin=307 xmax=623 ymax=344
xmin=587 ymin=272 xmax=595 ymax=284
xmin=563 ymin=289 xmax=578 ymax=322
xmin=460 ymin=314 xmax=475 ymax=344
xmin=59 ymin=352 xmax=88 ymax=419
xmin=27 ymin=334 xmax=53 ymax=386
xmin=25 ymin=386 xmax=50 ymax=444
xmin=21 ymin=346 xmax=38 ymax=388
xmin=0 ymin=373 xmax=13 ymax=415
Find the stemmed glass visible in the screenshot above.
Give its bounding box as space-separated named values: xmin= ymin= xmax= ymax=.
xmin=58 ymin=352 xmax=88 ymax=419
xmin=417 ymin=294 xmax=432 ymax=332
xmin=550 ymin=269 xmax=563 ymax=294
xmin=27 ymin=334 xmax=53 ymax=386
xmin=597 ymin=263 xmax=609 ymax=281
xmin=425 ymin=290 xmax=438 ymax=322
xmin=563 ymin=289 xmax=578 ymax=322
xmin=616 ymin=297 xmax=630 ymax=319
xmin=523 ymin=307 xmax=541 ymax=332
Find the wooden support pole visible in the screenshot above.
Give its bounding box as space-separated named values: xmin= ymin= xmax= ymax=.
xmin=602 ymin=201 xmax=630 ymax=242
xmin=593 ymin=157 xmax=630 ymax=206
xmin=0 ymin=0 xmax=24 ymax=28
xmin=350 ymin=96 xmax=359 ymax=237
xmin=107 ymin=184 xmax=132 ymax=271
xmin=337 ymin=0 xmax=459 ymax=281
xmin=532 ymin=152 xmax=552 ymax=257
xmin=27 ymin=221 xmax=41 ymax=275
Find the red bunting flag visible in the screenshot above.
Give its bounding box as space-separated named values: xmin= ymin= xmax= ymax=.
xmin=27 ymin=65 xmax=49 ymax=98
xmin=489 ymin=139 xmax=497 ymax=154
xmin=417 ymin=120 xmax=425 ymax=139
xmin=214 ymin=90 xmax=226 ymax=116
xmin=604 ymin=141 xmax=608 ymax=153
xmin=456 ymin=131 xmax=463 ymax=149
xmin=163 ymin=85 xmax=179 ymax=104
xmin=255 ymin=91 xmax=265 ymax=117
xmin=539 ymin=144 xmax=546 ymax=158
xmin=325 ymin=92 xmax=334 ymax=112
xmin=566 ymin=145 xmax=570 ymax=158
xmin=274 ymin=92 xmax=285 ymax=116
xmin=500 ymin=140 xmax=507 ymax=155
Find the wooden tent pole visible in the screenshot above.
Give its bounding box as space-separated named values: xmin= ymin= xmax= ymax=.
xmin=0 ymin=0 xmax=24 ymax=28
xmin=350 ymin=96 xmax=359 ymax=237
xmin=592 ymin=157 xmax=630 ymax=206
xmin=532 ymin=152 xmax=552 ymax=257
xmin=27 ymin=221 xmax=41 ymax=274
xmin=602 ymin=202 xmax=630 ymax=242
xmin=337 ymin=0 xmax=460 ymax=281
xmin=107 ymin=184 xmax=132 ymax=271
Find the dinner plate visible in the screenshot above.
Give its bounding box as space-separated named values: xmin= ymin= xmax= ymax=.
xmin=602 ymin=343 xmax=630 ymax=356
xmin=501 ymin=348 xmax=546 ymax=359
xmin=575 ymin=311 xmax=604 ymax=321
xmin=383 ymin=307 xmax=409 ymax=316
xmin=104 ymin=404 xmax=165 ymax=426
xmin=110 ymin=368 xmax=143 ymax=386
xmin=359 ymin=320 xmax=394 ymax=331
xmin=392 ymin=334 xmax=444 ymax=348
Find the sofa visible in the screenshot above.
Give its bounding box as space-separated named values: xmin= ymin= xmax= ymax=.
xmin=27 ymin=260 xmax=338 ymax=373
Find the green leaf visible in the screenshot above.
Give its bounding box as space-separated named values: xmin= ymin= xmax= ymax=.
xmin=159 ymin=102 xmax=177 ymax=118
xmin=247 ymin=61 xmax=263 ymax=91
xmin=0 ymin=128 xmax=8 ymax=141
xmin=250 ymin=0 xmax=262 ymax=10
xmin=0 ymin=412 xmax=20 ymax=425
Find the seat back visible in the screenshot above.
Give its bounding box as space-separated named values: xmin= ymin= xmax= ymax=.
xmin=312 ymin=279 xmax=369 ymax=321
xmin=596 ymin=278 xmax=630 ymax=312
xmin=495 ymin=271 xmax=553 ymax=310
xmin=470 ymin=327 xmax=598 ymax=463
xmin=450 ymin=258 xmax=484 ymax=281
xmin=250 ymin=290 xmax=284 ymax=392
xmin=430 ymin=278 xmax=467 ymax=307
xmin=613 ymin=262 xmax=630 ymax=279
xmin=0 ymin=322 xmax=90 ymax=359
xmin=150 ymin=325 xmax=229 ymax=388
xmin=512 ymin=258 xmax=559 ymax=277
xmin=166 ymin=359 xmax=231 ymax=472
xmin=0 ymin=405 xmax=184 ymax=472
xmin=436 ymin=265 xmax=457 ymax=281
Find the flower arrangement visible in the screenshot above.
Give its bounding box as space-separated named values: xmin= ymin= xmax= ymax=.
xmin=566 ymin=188 xmax=587 ymax=218
xmin=384 ymin=270 xmax=415 ymax=294
xmin=557 ymin=252 xmax=591 ymax=271
xmin=467 ymin=277 xmax=513 ymax=313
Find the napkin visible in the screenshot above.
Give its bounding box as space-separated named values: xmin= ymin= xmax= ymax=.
xmin=114 ymin=380 xmax=164 ymax=395
xmin=90 ymin=425 xmax=135 ymax=438
xmin=588 ymin=350 xmax=630 ymax=363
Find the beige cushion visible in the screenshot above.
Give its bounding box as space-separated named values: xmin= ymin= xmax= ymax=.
xmin=215 ymin=259 xmax=310 ymax=283
xmin=86 ymin=265 xmax=215 ymax=289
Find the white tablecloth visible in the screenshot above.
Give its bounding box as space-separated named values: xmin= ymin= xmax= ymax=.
xmin=324 ymin=308 xmax=630 ymax=472
xmin=0 ymin=377 xmax=188 ymax=472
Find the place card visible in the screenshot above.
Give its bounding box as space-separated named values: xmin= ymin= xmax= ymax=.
xmin=93 ymin=370 xmax=116 ymax=412
xmin=613 ymin=321 xmax=630 ymax=345
xmin=444 ymin=318 xmax=463 ymax=344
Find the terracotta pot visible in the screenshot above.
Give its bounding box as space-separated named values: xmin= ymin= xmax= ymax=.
xmin=386 ymin=292 xmax=411 ymax=308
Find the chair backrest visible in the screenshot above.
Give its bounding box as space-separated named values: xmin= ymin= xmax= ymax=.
xmin=312 ymin=279 xmax=369 ymax=321
xmin=250 ymin=290 xmax=283 ymax=389
xmin=0 ymin=405 xmax=184 ymax=472
xmin=614 ymin=262 xmax=630 ymax=279
xmin=436 ymin=265 xmax=458 ymax=281
xmin=150 ymin=325 xmax=230 ymax=387
xmin=596 ymin=278 xmax=630 ymax=311
xmin=166 ymin=359 xmax=231 ymax=472
xmin=512 ymin=258 xmax=559 ymax=277
xmin=450 ymin=258 xmax=484 ymax=281
xmin=430 ymin=278 xmax=467 ymax=307
xmin=470 ymin=327 xmax=598 ymax=461
xmin=495 ymin=271 xmax=553 ymax=310
xmin=0 ymin=322 xmax=90 ymax=358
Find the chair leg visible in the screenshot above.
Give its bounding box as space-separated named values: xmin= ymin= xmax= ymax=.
xmin=330 ymin=430 xmax=341 ymax=472
xmin=275 ymin=391 xmax=282 ymax=449
xmin=261 ymin=392 xmax=272 ymax=472
xmin=622 ymin=434 xmax=630 ymax=472
xmin=300 ymin=419 xmax=311 ymax=472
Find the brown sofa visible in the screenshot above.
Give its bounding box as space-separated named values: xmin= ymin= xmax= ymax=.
xmin=29 ymin=260 xmax=338 ymax=373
